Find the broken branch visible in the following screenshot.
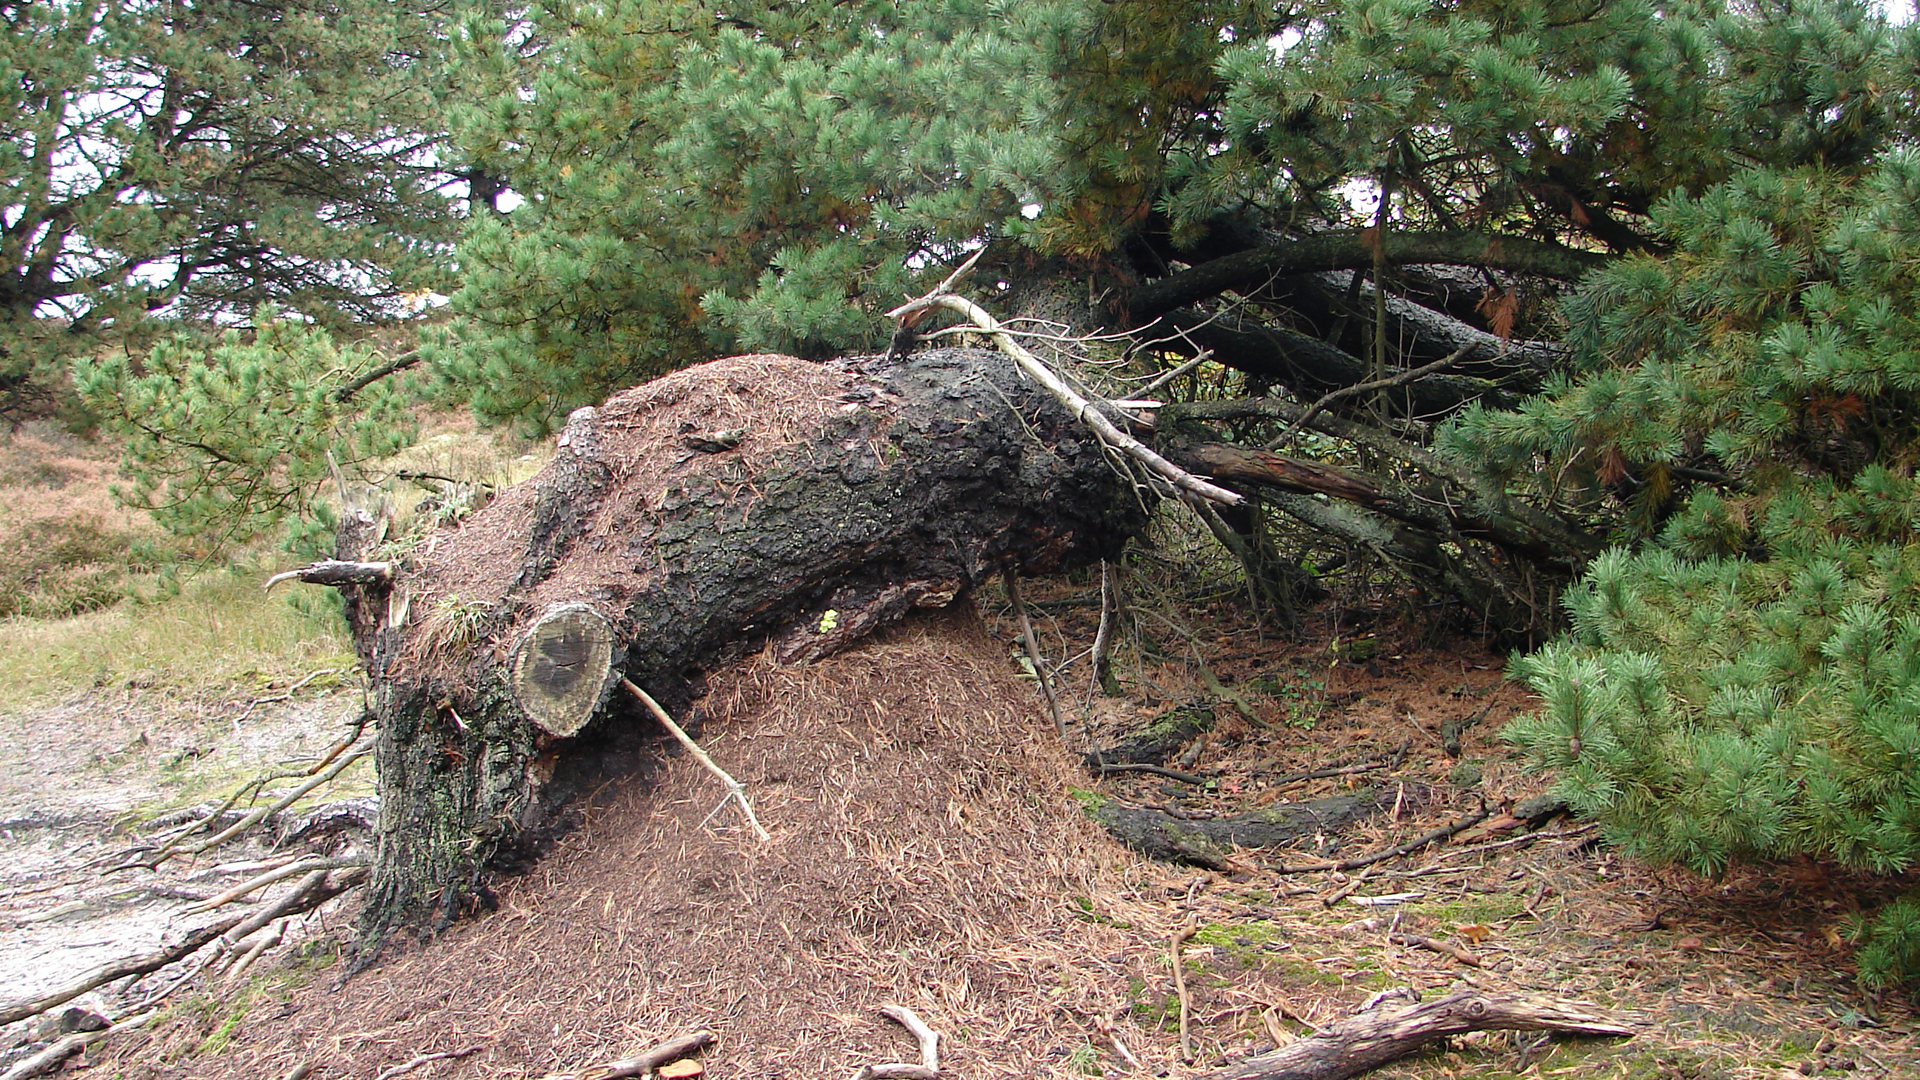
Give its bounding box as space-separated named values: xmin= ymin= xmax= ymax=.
xmin=1199 ymin=989 xmax=1635 ymax=1080
xmin=849 ymin=1005 xmax=940 ymax=1080
xmin=885 ymin=291 xmax=1243 ymax=506
xmin=622 ymin=678 xmax=771 ymax=842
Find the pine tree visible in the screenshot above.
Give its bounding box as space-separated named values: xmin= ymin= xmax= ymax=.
xmin=0 ymin=0 xmax=464 ymax=419
xmin=438 ymin=0 xmax=1920 ymax=982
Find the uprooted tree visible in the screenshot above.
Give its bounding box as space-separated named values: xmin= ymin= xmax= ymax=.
xmin=319 ymin=346 xmax=1156 ymax=940
xmin=81 ymin=0 xmax=1920 ymax=984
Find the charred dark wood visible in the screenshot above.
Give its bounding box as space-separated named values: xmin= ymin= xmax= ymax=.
xmin=1200 ymin=989 xmax=1635 ymax=1080
xmin=1089 ymin=787 xmax=1404 ymax=870
xmin=345 ymin=349 xmax=1149 ymax=947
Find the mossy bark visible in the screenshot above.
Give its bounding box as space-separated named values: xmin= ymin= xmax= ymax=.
xmin=340 ymin=349 xmax=1149 ymax=949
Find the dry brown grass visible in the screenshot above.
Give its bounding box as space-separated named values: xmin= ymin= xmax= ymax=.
xmin=0 ymin=423 xmax=170 ymax=620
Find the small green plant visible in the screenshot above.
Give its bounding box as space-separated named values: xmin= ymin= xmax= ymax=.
xmin=1064 ymin=1041 xmax=1103 ymax=1076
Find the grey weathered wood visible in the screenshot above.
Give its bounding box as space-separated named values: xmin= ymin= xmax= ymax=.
xmin=1200 ymin=989 xmax=1634 ymax=1080
xmin=512 ymin=604 xmax=614 ymax=737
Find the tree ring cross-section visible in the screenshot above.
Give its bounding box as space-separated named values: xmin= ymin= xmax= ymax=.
xmin=511 ymin=604 xmax=615 ymax=737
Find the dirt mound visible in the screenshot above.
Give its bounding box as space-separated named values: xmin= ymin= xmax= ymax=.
xmin=111 ymin=606 xmax=1181 ymax=1079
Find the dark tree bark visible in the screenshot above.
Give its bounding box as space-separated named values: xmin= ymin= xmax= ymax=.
xmin=1090 ymin=787 xmax=1408 ymax=870
xmin=332 ymin=349 xmax=1150 ymax=946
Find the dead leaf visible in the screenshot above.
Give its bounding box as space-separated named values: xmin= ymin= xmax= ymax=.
xmin=658 ymin=1060 xmax=703 ymax=1079
xmin=1676 ymin=936 xmax=1703 ymax=952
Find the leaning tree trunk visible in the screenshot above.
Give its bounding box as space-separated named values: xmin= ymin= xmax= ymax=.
xmin=331 ymin=349 xmax=1148 ymax=946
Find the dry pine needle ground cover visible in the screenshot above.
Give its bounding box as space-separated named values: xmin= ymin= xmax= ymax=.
xmin=85 ymin=592 xmax=1919 ymax=1080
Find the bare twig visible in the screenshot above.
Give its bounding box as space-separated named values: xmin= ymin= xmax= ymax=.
xmin=372 ymin=1044 xmax=486 ymax=1080
xmin=1173 ymin=917 xmax=1199 ymax=1062
xmin=231 ymin=669 xmax=339 ymax=725
xmin=562 ymin=1030 xmax=716 ymax=1080
xmin=1004 ymin=571 xmax=1067 ymax=740
xmin=1273 ymin=801 xmax=1491 ymax=875
xmin=184 ymin=855 xmax=364 ymax=914
xmin=884 ymin=291 xmax=1243 ymax=506
xmin=1264 ymin=341 xmax=1475 ymax=450
xmin=1092 ymin=762 xmax=1209 ymax=785
xmin=1134 ymin=350 xmax=1214 ymax=399
xmin=622 ymin=678 xmax=771 ymax=842
xmin=849 ymin=1005 xmax=941 ymax=1080
xmin=1390 ymin=932 xmax=1483 ymax=967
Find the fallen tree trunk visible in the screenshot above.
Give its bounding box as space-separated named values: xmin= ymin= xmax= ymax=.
xmin=1200 ymin=989 xmax=1635 ymax=1080
xmin=329 ymin=349 xmax=1148 ymax=946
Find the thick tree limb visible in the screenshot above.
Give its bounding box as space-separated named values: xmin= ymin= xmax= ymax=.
xmin=1199 ymin=989 xmax=1635 ymax=1080
xmin=1124 ymin=230 xmax=1613 ymax=323
xmin=1152 ymin=311 xmax=1506 ymax=419
xmin=264 ymin=560 xmax=392 ymax=592
xmin=1088 ymin=788 xmax=1406 ymax=870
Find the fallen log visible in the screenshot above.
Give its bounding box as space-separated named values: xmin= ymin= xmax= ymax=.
xmin=323 ymin=349 xmax=1148 ymax=944
xmin=1199 ymin=989 xmax=1635 ymax=1080
xmin=1087 ymin=788 xmax=1408 ymax=870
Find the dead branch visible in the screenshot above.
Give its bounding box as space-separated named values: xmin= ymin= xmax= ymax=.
xmin=1198 ymin=989 xmax=1635 ymax=1080
xmin=231 ymin=668 xmax=340 ymax=725
xmin=1004 ymin=572 xmax=1066 ymax=739
xmin=0 ymin=1009 xmax=158 ymax=1080
xmin=544 ymin=1030 xmax=717 ymax=1080
xmin=112 ymin=722 xmax=371 ymax=872
xmin=184 ymin=855 xmax=365 ymax=913
xmin=1388 ymin=932 xmax=1482 ymax=967
xmin=849 ymin=1005 xmax=941 ymax=1080
xmin=1272 ymin=802 xmax=1491 ymax=875
xmin=371 ymin=1044 xmax=486 ymax=1080
xmin=263 ymin=559 xmax=392 ymax=592
xmin=218 ymin=865 xmax=367 ymax=948
xmin=1264 ymin=341 xmax=1475 ymax=450
xmin=1173 ymin=917 xmax=1199 ymax=1062
xmin=885 ymin=291 xmax=1243 ymax=506
xmin=0 ymin=914 xmax=245 ymax=1025
xmin=621 ymin=678 xmax=771 ymax=842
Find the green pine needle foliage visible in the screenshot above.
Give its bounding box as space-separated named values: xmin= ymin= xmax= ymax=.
xmin=1484 ymin=153 xmax=1920 ymax=987
xmin=74 ymin=312 xmax=418 ymax=552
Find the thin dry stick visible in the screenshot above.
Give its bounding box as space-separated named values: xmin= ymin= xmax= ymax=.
xmin=1273 ymin=802 xmax=1491 ymax=875
xmin=231 ymin=668 xmax=339 ymax=726
xmin=1321 ymin=865 xmax=1374 ymax=908
xmin=1172 ymin=917 xmax=1199 ymax=1062
xmin=1265 ymin=341 xmax=1475 ymax=450
xmin=1389 ymin=932 xmax=1483 ymax=967
xmin=184 ymin=855 xmax=364 ymax=914
xmin=191 ymin=747 xmax=372 ymax=854
xmin=849 ymin=1005 xmax=940 ymax=1080
xmin=1133 ymin=349 xmax=1214 ymax=399
xmin=621 ymin=678 xmax=771 ymax=842
xmin=884 ymin=291 xmax=1243 ymax=506
xmin=372 ymin=1044 xmax=486 ymax=1080
xmin=577 ymin=1030 xmax=716 ymax=1080
xmin=1004 ymin=571 xmax=1067 ymax=740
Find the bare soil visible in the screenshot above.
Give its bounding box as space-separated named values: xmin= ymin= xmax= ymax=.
xmin=6 ymin=587 xmax=1903 ymax=1080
